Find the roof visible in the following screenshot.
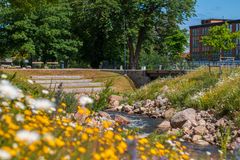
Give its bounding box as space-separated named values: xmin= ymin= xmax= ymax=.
xmin=190 ymin=19 xmax=240 ymax=29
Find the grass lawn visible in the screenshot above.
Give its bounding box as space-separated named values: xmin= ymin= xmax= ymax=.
xmin=0 ymin=69 xmax=135 ymax=93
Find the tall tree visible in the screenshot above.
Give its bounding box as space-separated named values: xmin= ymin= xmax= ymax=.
xmin=121 ymin=0 xmax=196 ymax=69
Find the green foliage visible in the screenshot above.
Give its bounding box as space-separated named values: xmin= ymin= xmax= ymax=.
xmin=0 ymin=0 xmax=81 ymax=64
xmin=0 ymin=0 xmax=196 ymax=68
xmin=92 ymin=81 xmax=114 ymax=112
xmin=61 ymin=93 xmax=78 ymax=113
xmin=202 ymin=23 xmax=240 ymax=57
xmin=219 ymin=127 xmax=231 ymax=159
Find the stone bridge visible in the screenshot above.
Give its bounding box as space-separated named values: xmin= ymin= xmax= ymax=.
xmin=102 ymin=69 xmax=187 ymax=88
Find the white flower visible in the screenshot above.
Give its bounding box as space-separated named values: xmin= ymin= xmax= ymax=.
xmin=79 ymin=95 xmax=93 ymax=106
xmin=16 ymin=114 xmax=24 ymax=122
xmin=27 ymin=79 xmax=34 ymax=84
xmin=15 ymin=102 xmax=25 ymax=110
xmin=16 ymin=130 xmax=40 ymax=144
xmin=42 ymin=90 xmax=49 ymax=95
xmin=0 ymin=149 xmax=11 ymax=160
xmin=166 ymin=140 xmax=176 ymax=147
xmin=0 ymin=80 xmax=22 ymax=100
xmin=2 ymin=101 xmax=9 ymax=106
xmin=1 ymin=74 xmax=8 ymax=79
xmin=28 ymin=99 xmax=56 ymax=112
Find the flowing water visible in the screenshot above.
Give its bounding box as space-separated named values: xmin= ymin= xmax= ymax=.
xmin=107 ymin=111 xmax=224 ymax=160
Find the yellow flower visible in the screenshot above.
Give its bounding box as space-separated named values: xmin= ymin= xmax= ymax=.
xmin=43 ymin=146 xmax=50 ymax=154
xmin=117 ymin=141 xmax=127 ymax=154
xmin=182 ymin=154 xmax=189 ymax=160
xmin=55 ymin=138 xmax=65 ymax=147
xmin=140 ymin=155 xmax=147 ymax=160
xmin=150 ymin=149 xmax=157 ymax=155
xmin=81 ymin=133 xmax=88 ymax=141
xmin=78 ymin=147 xmax=86 ymax=154
xmin=93 ymin=153 xmax=101 ymax=160
xmin=156 ymin=142 xmax=165 ymax=149
xmin=138 ymin=138 xmax=148 ymax=145
xmin=24 ymin=110 xmax=32 ymax=116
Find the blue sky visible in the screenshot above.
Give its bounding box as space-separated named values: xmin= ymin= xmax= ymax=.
xmin=181 ymin=0 xmax=240 ymax=30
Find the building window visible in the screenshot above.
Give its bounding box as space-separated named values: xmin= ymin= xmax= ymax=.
xmin=228 ymin=24 xmax=233 ymax=32
xmin=236 ymin=48 xmax=240 ymax=59
xmin=236 ymin=24 xmax=240 ymax=31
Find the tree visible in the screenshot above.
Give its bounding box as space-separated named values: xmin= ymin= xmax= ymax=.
xmin=71 ymin=0 xmax=123 ymax=68
xmin=202 ymin=23 xmax=240 ymax=60
xmin=0 ymin=0 xmax=81 ymax=66
xmin=34 ymin=0 xmax=81 ymax=65
xmin=121 ymin=0 xmax=196 ymax=69
xmin=72 ymin=0 xmax=196 ymax=69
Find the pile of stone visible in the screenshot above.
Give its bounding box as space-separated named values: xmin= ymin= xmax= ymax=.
xmin=107 ymin=95 xmax=170 ymax=118
xmin=107 ymin=94 xmax=240 ymax=150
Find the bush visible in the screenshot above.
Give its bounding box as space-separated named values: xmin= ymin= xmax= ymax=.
xmin=91 ymin=81 xmax=114 ymax=112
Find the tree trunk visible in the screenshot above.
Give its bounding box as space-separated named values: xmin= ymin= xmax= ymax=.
xmin=127 ymin=27 xmax=146 ymax=69
xmin=127 ymin=36 xmax=135 ymax=69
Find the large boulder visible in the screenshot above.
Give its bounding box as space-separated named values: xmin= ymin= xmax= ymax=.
xmin=170 ymin=108 xmax=196 ymax=128
xmin=157 ymin=120 xmax=171 ymax=132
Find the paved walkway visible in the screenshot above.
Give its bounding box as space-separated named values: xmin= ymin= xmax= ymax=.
xmin=31 ymin=75 xmax=104 ymax=94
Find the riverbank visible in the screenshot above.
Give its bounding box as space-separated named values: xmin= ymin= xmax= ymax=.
xmin=106 ymin=67 xmax=240 ymax=157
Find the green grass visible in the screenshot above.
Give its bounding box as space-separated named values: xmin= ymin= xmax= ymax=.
xmin=1 ymin=69 xmax=134 ymax=93
xmin=128 ymin=67 xmax=240 ymax=122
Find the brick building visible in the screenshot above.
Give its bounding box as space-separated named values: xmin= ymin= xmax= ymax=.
xmin=190 ymin=19 xmax=240 ymax=61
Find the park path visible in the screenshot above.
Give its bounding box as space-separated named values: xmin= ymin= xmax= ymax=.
xmin=31 ymin=75 xmax=105 ymax=95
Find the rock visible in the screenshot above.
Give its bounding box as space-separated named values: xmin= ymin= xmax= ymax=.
xmin=116 ymin=106 xmax=123 ymax=112
xmin=194 ymin=126 xmax=207 ymax=135
xmin=170 ymin=108 xmax=196 ymax=128
xmin=183 ymin=127 xmax=193 ymax=135
xmin=122 ymin=105 xmax=133 ymax=113
xmin=195 ymin=140 xmax=209 ymax=146
xmin=182 ymin=120 xmax=192 ymax=129
xmin=164 ymin=108 xmax=176 ymax=120
xmin=144 ymin=99 xmax=155 ymax=108
xmin=105 ymin=108 xmax=117 ymax=112
xmin=198 ymin=119 xmax=206 ymax=126
xmin=206 ymin=124 xmax=216 ymax=133
xmin=108 ymin=95 xmax=123 ymax=108
xmin=216 ymin=118 xmax=226 ymax=127
xmin=98 ymin=111 xmax=111 ymax=119
xmin=182 ymin=134 xmax=191 ymax=141
xmin=192 ymin=135 xmax=202 ymax=142
xmin=156 ymin=96 xmax=169 ymax=106
xmin=157 ymin=120 xmax=171 ymax=132
xmin=203 ymin=134 xmax=215 ymax=144
xmin=114 ymin=115 xmax=130 ymax=125
xmin=133 ymin=101 xmax=142 ymax=109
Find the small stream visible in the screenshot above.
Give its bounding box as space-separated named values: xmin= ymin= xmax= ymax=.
xmin=107 ymin=111 xmax=223 ymax=159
